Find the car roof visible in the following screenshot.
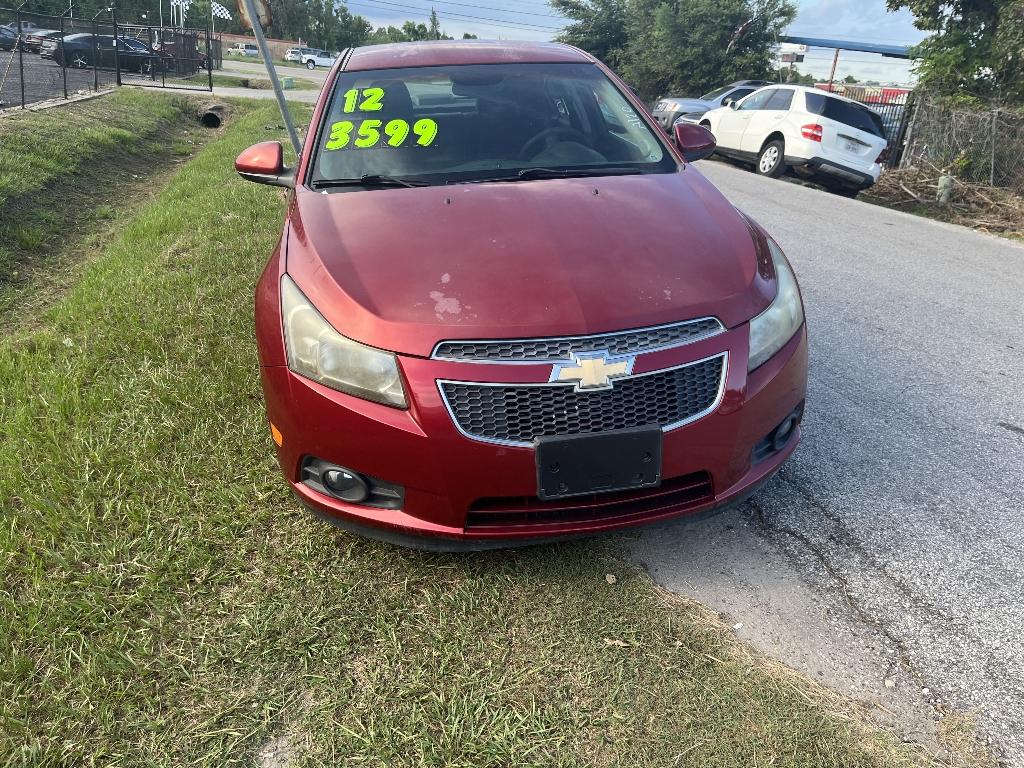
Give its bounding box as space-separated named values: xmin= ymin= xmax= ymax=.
xmin=345 ymin=40 xmax=593 ymax=72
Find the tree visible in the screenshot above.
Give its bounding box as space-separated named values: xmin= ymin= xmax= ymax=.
xmin=887 ymin=0 xmax=1024 ymax=102
xmin=549 ymin=0 xmax=629 ymax=71
xmin=843 ymin=74 xmax=858 ymax=83
xmin=596 ymin=0 xmax=795 ymax=101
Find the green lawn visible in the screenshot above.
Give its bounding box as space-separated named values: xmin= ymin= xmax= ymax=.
xmin=0 ymin=89 xmax=224 ymax=325
xmin=0 ymin=95 xmax=956 ymax=767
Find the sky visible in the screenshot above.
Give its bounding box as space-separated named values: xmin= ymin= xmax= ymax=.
xmin=349 ymin=0 xmax=927 ymax=86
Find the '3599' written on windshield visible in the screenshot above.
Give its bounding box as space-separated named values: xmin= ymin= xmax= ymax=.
xmin=324 ymin=87 xmax=439 ymax=151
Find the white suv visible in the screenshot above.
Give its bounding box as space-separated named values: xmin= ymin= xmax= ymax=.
xmin=695 ymin=85 xmax=888 ymax=195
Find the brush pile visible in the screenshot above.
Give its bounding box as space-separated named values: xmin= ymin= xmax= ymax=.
xmin=871 ymin=162 xmax=1024 ymax=236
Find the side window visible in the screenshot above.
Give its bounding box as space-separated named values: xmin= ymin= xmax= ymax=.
xmin=765 ymin=89 xmax=794 ymax=111
xmin=724 ymin=88 xmax=755 ymax=105
xmin=738 ymin=90 xmax=773 ymax=111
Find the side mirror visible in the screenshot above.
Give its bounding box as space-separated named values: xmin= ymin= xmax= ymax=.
xmin=722 ymin=98 xmax=734 ymax=108
xmin=235 ymin=141 xmax=294 ymax=188
xmin=673 ymin=123 xmax=716 ymax=163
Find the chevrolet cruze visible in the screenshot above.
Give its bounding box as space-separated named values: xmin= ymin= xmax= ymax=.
xmin=235 ymin=41 xmax=808 ymax=549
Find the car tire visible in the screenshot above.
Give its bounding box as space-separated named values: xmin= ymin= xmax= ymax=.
xmin=756 ymin=140 xmax=786 ymax=178
xmin=71 ymin=53 xmax=89 ymax=68
xmin=305 ymin=60 xmax=315 ymax=70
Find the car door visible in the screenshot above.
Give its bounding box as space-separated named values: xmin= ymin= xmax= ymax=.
xmin=714 ymin=88 xmax=772 ymax=152
xmin=739 ymin=88 xmax=794 ymax=153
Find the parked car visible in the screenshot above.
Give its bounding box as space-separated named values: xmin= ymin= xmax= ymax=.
xmin=152 ymin=39 xmax=209 ymax=69
xmin=232 ymin=40 xmax=808 ymax=549
xmin=699 ymin=84 xmax=888 ymax=195
xmin=23 ymin=29 xmax=61 ymax=52
xmin=43 ymin=33 xmax=169 ymax=74
xmin=0 ymin=25 xmax=16 ymax=51
xmin=301 ymin=49 xmax=335 ymax=69
xmin=229 ymin=42 xmax=259 ymax=57
xmin=653 ymin=80 xmax=773 ymax=130
xmin=284 ymin=46 xmax=316 ymax=63
xmin=1 ymin=20 xmax=40 ymax=35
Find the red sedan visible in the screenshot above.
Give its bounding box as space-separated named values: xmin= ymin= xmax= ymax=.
xmin=236 ymin=41 xmax=808 ymax=549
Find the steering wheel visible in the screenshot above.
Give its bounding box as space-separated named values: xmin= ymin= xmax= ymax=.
xmin=519 ymin=126 xmax=592 ymax=160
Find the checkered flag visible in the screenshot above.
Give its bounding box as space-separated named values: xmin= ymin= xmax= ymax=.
xmin=211 ymin=1 xmax=232 ymax=20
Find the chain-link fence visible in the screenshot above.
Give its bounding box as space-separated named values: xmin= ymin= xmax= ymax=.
xmin=901 ymin=94 xmax=1024 ymax=193
xmin=1 ymin=6 xmax=217 ymax=111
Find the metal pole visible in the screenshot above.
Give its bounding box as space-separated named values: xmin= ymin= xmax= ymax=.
xmin=828 ymin=48 xmax=839 ymax=92
xmin=159 ymin=0 xmax=163 ymax=29
xmin=91 ymin=17 xmax=98 ymax=90
xmin=60 ymin=9 xmax=67 ymax=98
xmin=990 ymin=109 xmax=997 ymax=186
xmin=16 ymin=3 xmax=25 ymax=108
xmin=112 ymin=4 xmax=121 ymax=86
xmin=242 ymin=0 xmax=301 ymax=154
xmin=206 ymin=20 xmax=212 ymax=90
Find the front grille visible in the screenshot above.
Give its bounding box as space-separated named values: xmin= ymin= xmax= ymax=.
xmin=439 ymin=354 xmax=726 ymax=446
xmin=467 ymin=471 xmax=713 ymax=529
xmin=432 ymin=318 xmax=723 ymax=362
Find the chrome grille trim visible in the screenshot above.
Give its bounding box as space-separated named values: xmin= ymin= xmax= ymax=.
xmin=431 ymin=318 xmax=725 ymax=363
xmin=438 ymin=352 xmax=729 ymax=448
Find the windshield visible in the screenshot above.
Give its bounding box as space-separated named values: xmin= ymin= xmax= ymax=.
xmin=310 ymin=62 xmax=674 ymax=186
xmin=699 ymin=85 xmax=732 ymax=101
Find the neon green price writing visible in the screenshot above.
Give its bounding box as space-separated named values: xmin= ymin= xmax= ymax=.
xmin=325 ymin=118 xmax=439 ymax=150
xmin=341 ymin=87 xmax=385 ymax=113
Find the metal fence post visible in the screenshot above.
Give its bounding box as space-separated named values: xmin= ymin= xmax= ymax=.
xmin=990 ymin=109 xmax=997 ymax=187
xmin=59 ymin=12 xmax=67 ymax=98
xmin=111 ymin=4 xmax=120 ymax=86
xmin=206 ymin=22 xmax=212 ymax=91
xmin=91 ymin=17 xmax=98 ymax=90
xmin=15 ymin=2 xmax=25 ymax=108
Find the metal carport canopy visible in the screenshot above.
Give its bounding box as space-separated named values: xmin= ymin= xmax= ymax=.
xmin=779 ymin=35 xmax=912 ymax=59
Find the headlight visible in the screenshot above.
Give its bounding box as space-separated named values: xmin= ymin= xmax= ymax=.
xmin=281 ymin=275 xmax=407 ymax=408
xmin=748 ymin=238 xmax=804 ymax=372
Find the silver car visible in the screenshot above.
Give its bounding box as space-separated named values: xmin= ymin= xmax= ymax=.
xmin=652 ymin=80 xmax=773 ymax=130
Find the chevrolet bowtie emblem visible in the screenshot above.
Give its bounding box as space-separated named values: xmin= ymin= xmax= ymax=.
xmin=550 ymin=351 xmax=635 ymax=391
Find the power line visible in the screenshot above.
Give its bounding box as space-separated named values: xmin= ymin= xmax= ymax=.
xmin=353 ymin=0 xmax=563 ymax=31
xmin=347 ymin=0 xmax=563 ymax=33
xmin=406 ymin=0 xmax=565 ymax=19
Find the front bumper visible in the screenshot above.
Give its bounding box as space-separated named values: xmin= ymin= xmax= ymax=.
xmin=260 ymin=320 xmax=808 ymax=549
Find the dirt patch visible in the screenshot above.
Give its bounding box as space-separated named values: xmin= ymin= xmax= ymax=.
xmin=256 ymin=735 xmax=296 ymax=768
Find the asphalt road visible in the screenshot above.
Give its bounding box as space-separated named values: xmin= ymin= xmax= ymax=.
xmin=624 ymin=160 xmax=1024 ymax=764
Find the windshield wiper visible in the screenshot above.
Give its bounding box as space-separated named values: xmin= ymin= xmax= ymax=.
xmin=312 ymin=174 xmax=429 ymax=189
xmin=516 ymin=166 xmax=644 ymax=180
xmin=460 ymin=167 xmax=646 ymax=184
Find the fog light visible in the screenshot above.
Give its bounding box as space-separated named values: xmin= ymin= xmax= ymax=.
xmin=771 ymin=414 xmax=798 ymax=451
xmin=323 ymin=468 xmax=369 ymax=503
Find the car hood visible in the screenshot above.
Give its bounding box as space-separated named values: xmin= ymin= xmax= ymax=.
xmin=662 ymin=99 xmax=712 ymax=114
xmin=286 ymin=169 xmax=775 ymax=358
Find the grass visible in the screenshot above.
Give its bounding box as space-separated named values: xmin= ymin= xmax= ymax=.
xmin=0 ymin=97 xmax=973 ymax=767
xmin=0 ymin=89 xmax=233 ymax=324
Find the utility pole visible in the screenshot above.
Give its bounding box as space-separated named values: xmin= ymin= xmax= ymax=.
xmin=828 ymin=47 xmax=840 ymax=91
